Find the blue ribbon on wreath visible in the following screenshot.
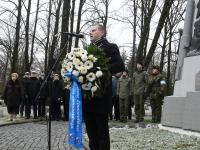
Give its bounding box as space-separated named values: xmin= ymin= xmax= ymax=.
xmin=64 ymin=72 xmax=82 ymax=148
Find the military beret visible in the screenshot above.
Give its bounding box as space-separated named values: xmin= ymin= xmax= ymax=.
xmin=151 ymin=65 xmax=160 ymax=71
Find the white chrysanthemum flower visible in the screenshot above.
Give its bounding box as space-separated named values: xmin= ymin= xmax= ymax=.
xmin=75 ymin=51 xmax=81 ymax=57
xmin=63 ymin=59 xmax=68 ymax=65
xmin=86 ymin=72 xmax=96 ymax=82
xmin=82 ymin=82 xmax=92 ymax=90
xmin=67 ymin=52 xmax=75 ymax=60
xmin=62 ymin=64 xmax=67 ymax=69
xmin=78 ymin=76 xmax=84 ymax=83
xmin=96 ymin=67 xmax=101 ymax=70
xmin=73 ymin=58 xmax=80 ymax=65
xmin=75 ymin=61 xmax=83 ymax=70
xmin=92 ymin=57 xmax=97 ymax=62
xmin=79 ymin=47 xmax=85 ymax=51
xmin=72 ymin=70 xmax=79 ymax=77
xmin=81 ymin=55 xmax=88 ymax=62
xmin=88 ymin=54 xmax=94 ymax=60
xmin=80 ymin=67 xmax=88 ymax=75
xmin=91 ymin=86 xmax=97 ymax=92
xmin=84 ymin=61 xmax=93 ymax=69
xmin=96 ymin=70 xmax=103 ymax=78
xmin=66 ymin=62 xmax=73 ymax=72
xmin=80 ymin=49 xmax=88 ymax=56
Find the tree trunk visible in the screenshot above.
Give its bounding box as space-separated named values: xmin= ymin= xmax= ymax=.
xmin=167 ymin=31 xmax=172 ymax=96
xmin=11 ymin=0 xmax=22 ymax=73
xmin=68 ymin=0 xmax=76 ymax=52
xmin=45 ymin=0 xmax=52 ymax=72
xmin=60 ymin=0 xmax=71 ymax=60
xmin=131 ymin=0 xmax=138 ymax=75
xmin=29 ymin=0 xmax=40 ymax=71
xmin=24 ymin=0 xmax=32 ymax=72
xmin=48 ymin=0 xmax=62 ymax=63
xmin=75 ymin=0 xmax=86 ymax=48
xmin=136 ymin=0 xmax=157 ymax=62
xmin=144 ymin=0 xmax=174 ymax=68
xmin=103 ymin=0 xmax=109 ymax=27
xmin=160 ymin=24 xmax=168 ymax=72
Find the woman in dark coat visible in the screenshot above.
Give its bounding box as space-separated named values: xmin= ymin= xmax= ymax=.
xmin=2 ymin=73 xmax=23 ymax=121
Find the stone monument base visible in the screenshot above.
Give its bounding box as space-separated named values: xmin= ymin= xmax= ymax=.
xmin=161 ymin=55 xmax=200 ymax=132
xmin=161 ymin=92 xmax=200 ymax=131
xmin=0 ymin=109 xmax=3 ymax=117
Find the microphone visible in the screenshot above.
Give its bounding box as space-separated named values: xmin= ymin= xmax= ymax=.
xmin=61 ymin=32 xmax=84 ymax=38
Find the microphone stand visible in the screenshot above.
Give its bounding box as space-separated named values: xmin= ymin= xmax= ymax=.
xmin=34 ymin=34 xmax=85 ymax=150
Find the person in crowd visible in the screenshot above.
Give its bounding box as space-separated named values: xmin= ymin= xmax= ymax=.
xmin=128 ymin=92 xmax=133 ymax=120
xmin=61 ymin=87 xmax=70 ymax=121
xmin=38 ymin=73 xmax=49 ymax=118
xmin=50 ymin=74 xmax=62 ymax=121
xmin=117 ymin=70 xmax=132 ymax=123
xmin=82 ymin=23 xmax=125 ymax=150
xmin=20 ymin=72 xmax=30 ymax=118
xmin=132 ymin=62 xmax=147 ymax=123
xmin=1 ymin=73 xmax=23 ymax=121
xmin=26 ymin=71 xmax=40 ymax=119
xmin=146 ymin=65 xmax=166 ymax=123
xmin=109 ymin=73 xmax=121 ymax=121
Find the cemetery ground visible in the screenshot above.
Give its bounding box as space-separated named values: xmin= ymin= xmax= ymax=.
xmin=0 ymin=104 xmax=200 ymax=150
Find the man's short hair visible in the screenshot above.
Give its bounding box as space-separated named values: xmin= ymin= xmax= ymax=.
xmin=25 ymin=72 xmax=30 ymax=75
xmin=92 ymin=23 xmax=107 ymax=37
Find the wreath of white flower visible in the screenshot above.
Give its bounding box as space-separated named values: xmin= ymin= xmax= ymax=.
xmin=61 ymin=45 xmax=111 ymax=100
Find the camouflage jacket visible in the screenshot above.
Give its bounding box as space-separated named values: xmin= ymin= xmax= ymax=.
xmin=117 ymin=76 xmax=132 ymax=99
xmin=132 ymin=70 xmax=148 ymax=94
xmin=147 ymin=73 xmax=166 ymax=99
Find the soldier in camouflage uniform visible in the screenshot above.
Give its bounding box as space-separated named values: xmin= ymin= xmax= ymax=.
xmin=132 ymin=62 xmax=148 ymax=123
xmin=117 ymin=70 xmax=132 ymax=122
xmin=146 ymin=65 xmax=166 ymax=123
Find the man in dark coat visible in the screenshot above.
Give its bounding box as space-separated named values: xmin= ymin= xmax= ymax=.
xmin=20 ymin=72 xmax=30 ymax=118
xmin=110 ymin=73 xmax=121 ymax=121
xmin=50 ymin=74 xmax=62 ymax=121
xmin=26 ymin=71 xmax=40 ymax=119
xmin=61 ymin=87 xmax=70 ymax=121
xmin=38 ymin=73 xmax=49 ymax=118
xmin=82 ymin=23 xmax=125 ymax=150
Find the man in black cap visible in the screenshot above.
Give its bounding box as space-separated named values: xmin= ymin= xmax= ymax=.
xmin=20 ymin=72 xmax=30 ymax=117
xmin=26 ymin=71 xmax=40 ymax=119
xmin=117 ymin=69 xmax=132 ymax=122
xmin=132 ymin=62 xmax=148 ymax=123
xmin=38 ymin=73 xmax=49 ymax=118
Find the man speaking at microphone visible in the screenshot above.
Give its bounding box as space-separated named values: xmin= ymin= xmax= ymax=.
xmin=83 ymin=23 xmax=125 ymax=150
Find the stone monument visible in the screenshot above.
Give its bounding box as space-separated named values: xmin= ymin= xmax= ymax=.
xmin=162 ymin=0 xmax=200 ymax=132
